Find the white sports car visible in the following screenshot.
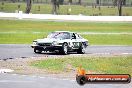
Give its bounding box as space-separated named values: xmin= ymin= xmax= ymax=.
xmin=31 ymin=31 xmax=89 ymax=55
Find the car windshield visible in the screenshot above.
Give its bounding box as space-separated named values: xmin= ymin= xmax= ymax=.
xmin=47 ymin=32 xmax=70 ymax=39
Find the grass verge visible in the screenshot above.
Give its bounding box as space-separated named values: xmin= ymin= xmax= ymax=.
xmin=0 ymin=19 xmax=132 ymax=45
xmin=31 ymin=55 xmax=132 ymax=75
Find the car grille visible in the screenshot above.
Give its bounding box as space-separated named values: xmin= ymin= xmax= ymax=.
xmin=38 ymin=43 xmax=51 ymax=46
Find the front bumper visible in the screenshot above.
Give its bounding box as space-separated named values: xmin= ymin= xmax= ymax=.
xmin=31 ymin=44 xmax=62 ymax=51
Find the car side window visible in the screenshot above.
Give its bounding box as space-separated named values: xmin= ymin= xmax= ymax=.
xmin=75 ymin=33 xmax=82 ymax=39
xmin=78 ymin=34 xmax=83 ymax=39
xmin=72 ymin=33 xmax=76 ymax=39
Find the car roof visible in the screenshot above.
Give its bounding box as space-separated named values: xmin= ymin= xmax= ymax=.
xmin=54 ymin=31 xmax=76 ymax=34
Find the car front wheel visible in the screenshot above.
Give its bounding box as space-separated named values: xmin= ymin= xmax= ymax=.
xmin=77 ymin=43 xmax=86 ymax=54
xmin=60 ymin=43 xmax=68 ymax=55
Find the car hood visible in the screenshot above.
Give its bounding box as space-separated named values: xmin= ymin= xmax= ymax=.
xmin=36 ymin=38 xmax=61 ymax=43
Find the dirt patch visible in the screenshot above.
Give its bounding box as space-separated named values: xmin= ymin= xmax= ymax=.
xmin=0 ymin=54 xmax=101 ymax=79
xmin=0 ymin=56 xmax=75 ymax=79
xmin=0 ymin=54 xmax=125 ymax=79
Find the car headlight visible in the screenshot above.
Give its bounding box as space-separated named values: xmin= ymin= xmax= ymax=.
xmin=33 ymin=41 xmax=37 ymax=45
xmin=52 ymin=41 xmax=58 ymax=46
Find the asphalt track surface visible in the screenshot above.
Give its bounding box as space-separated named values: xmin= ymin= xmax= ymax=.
xmin=0 ymin=73 xmax=131 ymax=88
xmin=0 ymin=44 xmax=132 ymax=60
xmin=0 ymin=44 xmax=132 ymax=88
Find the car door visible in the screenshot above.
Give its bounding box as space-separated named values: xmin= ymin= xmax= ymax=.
xmin=77 ymin=34 xmax=88 ymax=47
xmin=71 ymin=33 xmax=81 ymax=48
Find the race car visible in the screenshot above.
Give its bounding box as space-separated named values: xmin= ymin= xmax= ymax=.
xmin=31 ymin=31 xmax=88 ymax=55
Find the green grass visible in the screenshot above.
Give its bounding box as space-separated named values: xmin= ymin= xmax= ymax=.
xmin=1 ymin=19 xmax=132 ymax=33
xmin=0 ymin=3 xmax=132 ymax=15
xmin=0 ymin=19 xmax=132 ymax=45
xmin=31 ymin=56 xmax=132 ymax=75
xmin=82 ymin=34 xmax=132 ymax=45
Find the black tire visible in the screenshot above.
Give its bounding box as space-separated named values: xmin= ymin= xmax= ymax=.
xmin=76 ymin=75 xmax=86 ymax=85
xmin=34 ymin=48 xmax=42 ymax=54
xmin=77 ymin=43 xmax=86 ymax=54
xmin=60 ymin=43 xmax=68 ymax=55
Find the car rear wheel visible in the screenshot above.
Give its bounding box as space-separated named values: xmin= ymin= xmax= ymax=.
xmin=34 ymin=48 xmax=42 ymax=54
xmin=77 ymin=43 xmax=86 ymax=54
xmin=60 ymin=43 xmax=68 ymax=55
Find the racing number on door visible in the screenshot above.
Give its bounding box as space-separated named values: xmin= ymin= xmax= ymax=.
xmin=73 ymin=42 xmax=80 ymax=47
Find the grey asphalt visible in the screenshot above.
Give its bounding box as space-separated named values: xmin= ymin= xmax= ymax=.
xmin=0 ymin=74 xmax=131 ymax=88
xmin=0 ymin=44 xmax=132 ymax=59
xmin=0 ymin=44 xmax=132 ymax=88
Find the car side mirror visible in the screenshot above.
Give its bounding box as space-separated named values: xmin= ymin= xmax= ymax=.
xmin=72 ymin=36 xmax=76 ymax=39
xmin=72 ymin=37 xmax=76 ymax=40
